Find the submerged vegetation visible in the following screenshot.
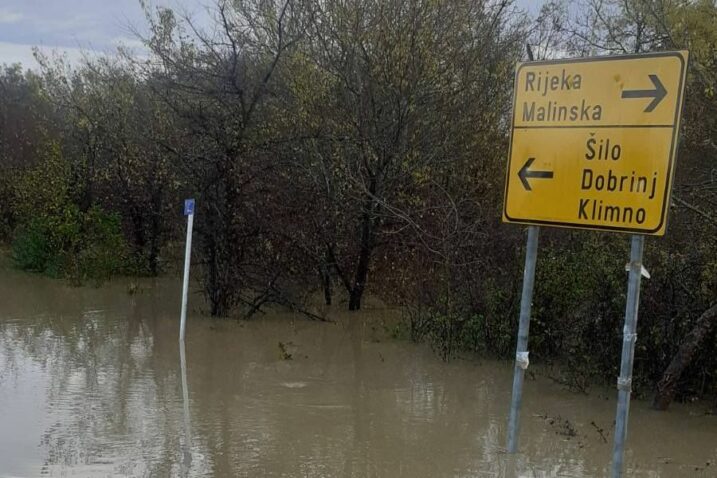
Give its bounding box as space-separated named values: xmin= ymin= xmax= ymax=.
xmin=0 ymin=0 xmax=715 ymax=407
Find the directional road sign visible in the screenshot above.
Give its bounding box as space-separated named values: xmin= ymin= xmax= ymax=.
xmin=503 ymin=51 xmax=688 ymax=235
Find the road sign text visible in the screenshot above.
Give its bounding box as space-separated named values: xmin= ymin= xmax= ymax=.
xmin=503 ymin=51 xmax=688 ymax=235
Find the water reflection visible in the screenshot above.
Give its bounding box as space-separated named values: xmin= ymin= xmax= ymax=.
xmin=179 ymin=338 xmax=192 ymax=475
xmin=0 ymin=266 xmax=716 ymax=477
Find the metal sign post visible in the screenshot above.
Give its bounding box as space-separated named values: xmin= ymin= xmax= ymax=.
xmin=611 ymin=234 xmax=645 ymax=477
xmin=506 ymin=225 xmax=539 ymax=453
xmin=179 ymin=199 xmax=195 ymax=342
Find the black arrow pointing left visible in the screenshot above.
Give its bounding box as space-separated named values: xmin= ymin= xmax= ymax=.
xmin=518 ymin=157 xmax=554 ymax=191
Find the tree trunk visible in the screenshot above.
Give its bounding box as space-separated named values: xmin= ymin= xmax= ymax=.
xmin=320 ymin=265 xmax=332 ymax=306
xmin=147 ymin=185 xmax=163 ymax=276
xmin=348 ymin=245 xmax=370 ymax=310
xmin=148 ymin=234 xmax=159 ymax=276
xmin=348 ymin=287 xmax=362 ymax=311
xmin=653 ymin=303 xmax=717 ymax=410
xmin=348 ymin=207 xmax=374 ymax=311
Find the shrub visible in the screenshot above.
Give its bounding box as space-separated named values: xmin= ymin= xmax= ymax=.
xmin=11 ymin=204 xmax=128 ymax=283
xmin=11 ymin=218 xmax=53 ymax=272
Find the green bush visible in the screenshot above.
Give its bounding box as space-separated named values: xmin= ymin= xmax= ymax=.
xmin=75 ymin=206 xmax=127 ymax=281
xmin=11 ymin=218 xmax=53 ymax=272
xmin=11 ymin=204 xmax=128 ymax=283
xmin=529 ymin=234 xmax=627 ymax=391
xmin=403 ymin=229 xmax=716 ymax=401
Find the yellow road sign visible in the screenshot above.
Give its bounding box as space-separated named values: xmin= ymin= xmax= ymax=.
xmin=503 ymin=51 xmax=688 ymax=235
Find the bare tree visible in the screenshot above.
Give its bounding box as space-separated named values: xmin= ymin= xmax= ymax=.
xmin=140 ymin=0 xmax=307 ymax=315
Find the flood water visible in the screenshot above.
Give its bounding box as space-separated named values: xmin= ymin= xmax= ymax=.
xmin=1 ymin=264 xmax=716 ymax=477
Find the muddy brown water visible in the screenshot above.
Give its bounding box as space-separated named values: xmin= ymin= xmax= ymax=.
xmin=0 ymin=266 xmax=716 ymax=477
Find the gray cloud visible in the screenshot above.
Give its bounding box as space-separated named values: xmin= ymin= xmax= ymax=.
xmin=0 ymin=8 xmax=23 ymax=24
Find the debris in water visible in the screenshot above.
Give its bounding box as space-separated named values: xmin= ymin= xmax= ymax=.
xmin=590 ymin=420 xmax=608 ymax=443
xmin=278 ymin=341 xmax=293 ymax=360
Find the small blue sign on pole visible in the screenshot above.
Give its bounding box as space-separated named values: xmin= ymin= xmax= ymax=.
xmin=184 ymin=199 xmax=195 ymax=216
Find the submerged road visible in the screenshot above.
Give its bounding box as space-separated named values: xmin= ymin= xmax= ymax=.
xmin=0 ymin=267 xmax=715 ymax=477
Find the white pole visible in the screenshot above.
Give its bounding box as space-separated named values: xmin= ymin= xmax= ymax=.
xmin=180 ymin=199 xmax=195 ymax=342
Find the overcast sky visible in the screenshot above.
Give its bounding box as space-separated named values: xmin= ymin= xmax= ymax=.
xmin=0 ymin=0 xmax=543 ymax=68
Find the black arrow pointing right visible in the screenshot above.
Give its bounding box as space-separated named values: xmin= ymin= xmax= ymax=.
xmin=621 ymin=74 xmax=667 ymax=112
xmin=518 ymin=157 xmax=554 ymax=191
